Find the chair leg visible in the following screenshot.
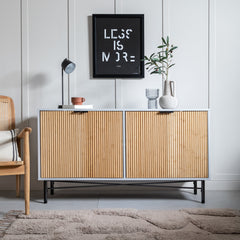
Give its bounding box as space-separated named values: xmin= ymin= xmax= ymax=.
xmin=24 ymin=132 xmax=30 ymax=215
xmin=24 ymin=170 xmax=30 ymax=215
xmin=16 ymin=175 xmax=21 ymax=197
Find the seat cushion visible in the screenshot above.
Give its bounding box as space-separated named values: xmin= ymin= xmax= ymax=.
xmin=0 ymin=129 xmax=21 ymax=161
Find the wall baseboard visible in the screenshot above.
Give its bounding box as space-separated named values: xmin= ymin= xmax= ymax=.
xmin=183 ymin=180 xmax=240 ymax=191
xmin=205 ymin=180 xmax=240 ymax=191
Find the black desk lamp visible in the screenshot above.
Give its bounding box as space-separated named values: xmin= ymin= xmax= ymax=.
xmin=60 ymin=58 xmax=76 ymax=107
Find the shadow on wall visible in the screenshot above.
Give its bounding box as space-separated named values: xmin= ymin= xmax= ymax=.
xmin=28 ymin=73 xmax=51 ymax=90
xmin=1 ymin=73 xmax=52 ymax=91
xmin=29 ymin=73 xmax=61 ymax=110
xmin=28 ymin=117 xmax=42 ymax=190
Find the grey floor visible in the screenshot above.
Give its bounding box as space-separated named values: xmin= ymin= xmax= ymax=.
xmin=1 ymin=184 xmax=240 ymax=219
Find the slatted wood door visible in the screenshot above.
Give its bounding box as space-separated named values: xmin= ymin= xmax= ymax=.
xmin=126 ymin=111 xmax=208 ymax=178
xmin=40 ymin=111 xmax=123 ymax=178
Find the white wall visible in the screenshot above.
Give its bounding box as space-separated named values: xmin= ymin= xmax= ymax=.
xmin=209 ymin=0 xmax=240 ymax=189
xmin=0 ymin=0 xmax=22 ymax=189
xmin=0 ymin=0 xmax=240 ymax=190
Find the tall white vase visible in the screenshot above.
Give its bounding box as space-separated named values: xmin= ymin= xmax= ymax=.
xmin=159 ymin=80 xmax=178 ymax=109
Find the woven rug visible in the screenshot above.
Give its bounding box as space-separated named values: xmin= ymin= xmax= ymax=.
xmin=1 ymin=208 xmax=240 ymax=240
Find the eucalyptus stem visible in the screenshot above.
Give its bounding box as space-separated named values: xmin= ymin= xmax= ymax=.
xmin=144 ymin=36 xmax=177 ymax=81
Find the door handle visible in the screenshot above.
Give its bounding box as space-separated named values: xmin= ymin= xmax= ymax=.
xmin=157 ymin=111 xmax=174 ymax=114
xmin=72 ymin=111 xmax=89 ymax=114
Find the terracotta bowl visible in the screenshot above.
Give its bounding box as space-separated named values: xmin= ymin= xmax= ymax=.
xmin=71 ymin=97 xmax=85 ymax=105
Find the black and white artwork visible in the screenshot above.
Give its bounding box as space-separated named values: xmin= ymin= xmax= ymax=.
xmin=92 ymin=14 xmax=144 ymax=78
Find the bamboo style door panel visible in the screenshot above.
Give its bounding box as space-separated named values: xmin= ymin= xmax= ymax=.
xmin=40 ymin=111 xmax=123 ymax=178
xmin=126 ymin=111 xmax=208 ymax=178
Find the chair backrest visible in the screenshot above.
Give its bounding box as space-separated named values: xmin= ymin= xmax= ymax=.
xmin=0 ymin=96 xmax=15 ymax=130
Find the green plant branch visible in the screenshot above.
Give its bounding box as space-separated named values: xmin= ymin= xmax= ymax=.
xmin=144 ymin=36 xmax=177 ymax=81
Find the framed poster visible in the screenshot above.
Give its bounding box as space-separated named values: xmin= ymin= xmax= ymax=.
xmin=92 ymin=14 xmax=144 ymax=78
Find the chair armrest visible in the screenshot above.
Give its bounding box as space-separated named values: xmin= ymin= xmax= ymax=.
xmin=17 ymin=127 xmax=31 ymax=170
xmin=17 ymin=127 xmax=32 ymax=139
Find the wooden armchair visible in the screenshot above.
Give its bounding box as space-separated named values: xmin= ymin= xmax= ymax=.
xmin=0 ymin=96 xmax=32 ymax=215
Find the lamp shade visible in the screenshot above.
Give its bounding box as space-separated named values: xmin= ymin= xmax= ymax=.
xmin=61 ymin=58 xmax=76 ymax=74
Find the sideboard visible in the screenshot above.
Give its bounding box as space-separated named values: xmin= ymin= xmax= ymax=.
xmin=38 ymin=109 xmax=209 ymax=202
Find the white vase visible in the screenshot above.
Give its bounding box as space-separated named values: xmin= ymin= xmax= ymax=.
xmin=159 ymin=80 xmax=178 ymax=109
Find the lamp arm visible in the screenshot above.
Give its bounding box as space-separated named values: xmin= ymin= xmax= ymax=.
xmin=62 ymin=68 xmax=64 ymax=106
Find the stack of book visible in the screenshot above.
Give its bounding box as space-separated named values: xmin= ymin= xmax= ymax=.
xmin=61 ymin=105 xmax=93 ymax=109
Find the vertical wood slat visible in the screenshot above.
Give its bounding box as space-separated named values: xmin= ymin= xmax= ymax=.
xmin=126 ymin=111 xmax=208 ymax=178
xmin=40 ymin=111 xmax=123 ymax=178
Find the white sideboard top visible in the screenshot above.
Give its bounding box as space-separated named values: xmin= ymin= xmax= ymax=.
xmin=39 ymin=108 xmax=210 ymax=112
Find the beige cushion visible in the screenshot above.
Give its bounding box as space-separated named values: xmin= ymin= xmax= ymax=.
xmin=0 ymin=129 xmax=21 ymax=161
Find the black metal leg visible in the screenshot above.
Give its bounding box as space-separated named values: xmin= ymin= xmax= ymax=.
xmin=44 ymin=181 xmax=48 ymax=204
xmin=201 ymin=180 xmax=205 ymax=203
xmin=50 ymin=181 xmax=54 ymax=195
xmin=193 ymin=181 xmax=197 ymax=194
xmin=42 ymin=180 xmax=206 ymax=203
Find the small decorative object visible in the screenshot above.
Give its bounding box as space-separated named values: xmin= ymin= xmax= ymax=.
xmin=144 ymin=36 xmax=178 ymax=109
xmin=160 ymin=80 xmax=178 ymax=109
xmin=60 ymin=58 xmax=76 ymax=108
xmin=145 ymin=88 xmax=159 ymax=109
xmin=71 ymin=97 xmax=85 ymax=105
xmin=61 ymin=97 xmax=93 ymax=109
xmin=92 ymin=14 xmax=144 ymax=78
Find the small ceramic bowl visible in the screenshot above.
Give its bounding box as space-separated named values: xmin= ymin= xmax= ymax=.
xmin=71 ymin=97 xmax=85 ymax=105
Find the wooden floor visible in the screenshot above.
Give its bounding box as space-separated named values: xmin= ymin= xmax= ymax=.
xmin=0 ymin=188 xmax=240 ymax=219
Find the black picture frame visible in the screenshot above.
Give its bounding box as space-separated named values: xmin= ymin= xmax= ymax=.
xmin=92 ymin=14 xmax=144 ymax=78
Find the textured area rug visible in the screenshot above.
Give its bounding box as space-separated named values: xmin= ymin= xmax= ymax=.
xmin=1 ymin=208 xmax=240 ymax=240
